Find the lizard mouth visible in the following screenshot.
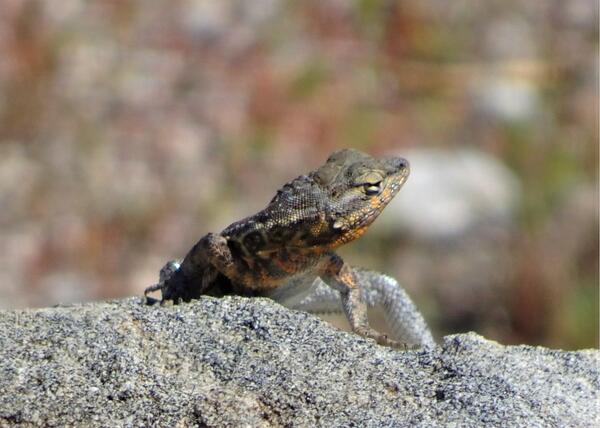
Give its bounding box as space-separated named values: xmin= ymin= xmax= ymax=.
xmin=385 ymin=157 xmax=410 ymax=194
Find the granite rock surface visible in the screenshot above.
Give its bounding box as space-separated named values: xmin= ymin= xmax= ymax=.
xmin=0 ymin=297 xmax=598 ymax=427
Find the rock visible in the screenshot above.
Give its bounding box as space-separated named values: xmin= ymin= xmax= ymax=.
xmin=0 ymin=297 xmax=598 ymax=427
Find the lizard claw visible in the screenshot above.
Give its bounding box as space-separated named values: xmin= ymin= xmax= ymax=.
xmin=355 ymin=327 xmax=411 ymax=350
xmin=378 ymin=337 xmax=422 ymax=350
xmin=374 ymin=335 xmax=407 ymax=349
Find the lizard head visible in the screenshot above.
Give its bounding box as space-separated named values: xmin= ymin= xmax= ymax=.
xmin=312 ymin=148 xmax=410 ymax=246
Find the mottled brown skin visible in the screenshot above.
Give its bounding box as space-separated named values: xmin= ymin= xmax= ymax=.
xmin=145 ymin=149 xmax=410 ymax=347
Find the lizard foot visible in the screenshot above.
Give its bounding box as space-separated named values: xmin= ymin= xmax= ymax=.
xmin=354 ymin=326 xmax=411 ymax=350
xmin=144 ymin=259 xmax=220 ymax=304
xmin=144 ymin=260 xmax=186 ymax=304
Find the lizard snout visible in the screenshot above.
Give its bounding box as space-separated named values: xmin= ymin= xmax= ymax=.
xmin=388 ymin=157 xmax=410 ymax=175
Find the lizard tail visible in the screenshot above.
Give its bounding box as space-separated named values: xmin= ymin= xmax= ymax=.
xmin=288 ymin=270 xmax=436 ymax=348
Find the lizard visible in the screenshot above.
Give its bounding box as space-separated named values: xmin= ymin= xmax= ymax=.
xmin=145 ymin=148 xmax=434 ymax=348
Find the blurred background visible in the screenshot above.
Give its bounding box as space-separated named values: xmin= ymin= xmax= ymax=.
xmin=0 ymin=0 xmax=597 ymax=349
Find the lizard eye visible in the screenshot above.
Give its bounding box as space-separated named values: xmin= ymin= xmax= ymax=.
xmin=364 ymin=182 xmax=382 ymax=195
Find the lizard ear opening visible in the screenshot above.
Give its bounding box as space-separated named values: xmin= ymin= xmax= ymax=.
xmin=313 ymin=163 xmax=340 ymax=187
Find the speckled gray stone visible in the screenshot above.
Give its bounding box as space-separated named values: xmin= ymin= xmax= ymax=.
xmin=0 ymin=297 xmax=598 ymax=427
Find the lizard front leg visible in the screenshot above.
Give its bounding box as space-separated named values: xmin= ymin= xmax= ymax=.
xmin=145 ymin=233 xmax=226 ymax=303
xmin=318 ymin=253 xmax=406 ymax=348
